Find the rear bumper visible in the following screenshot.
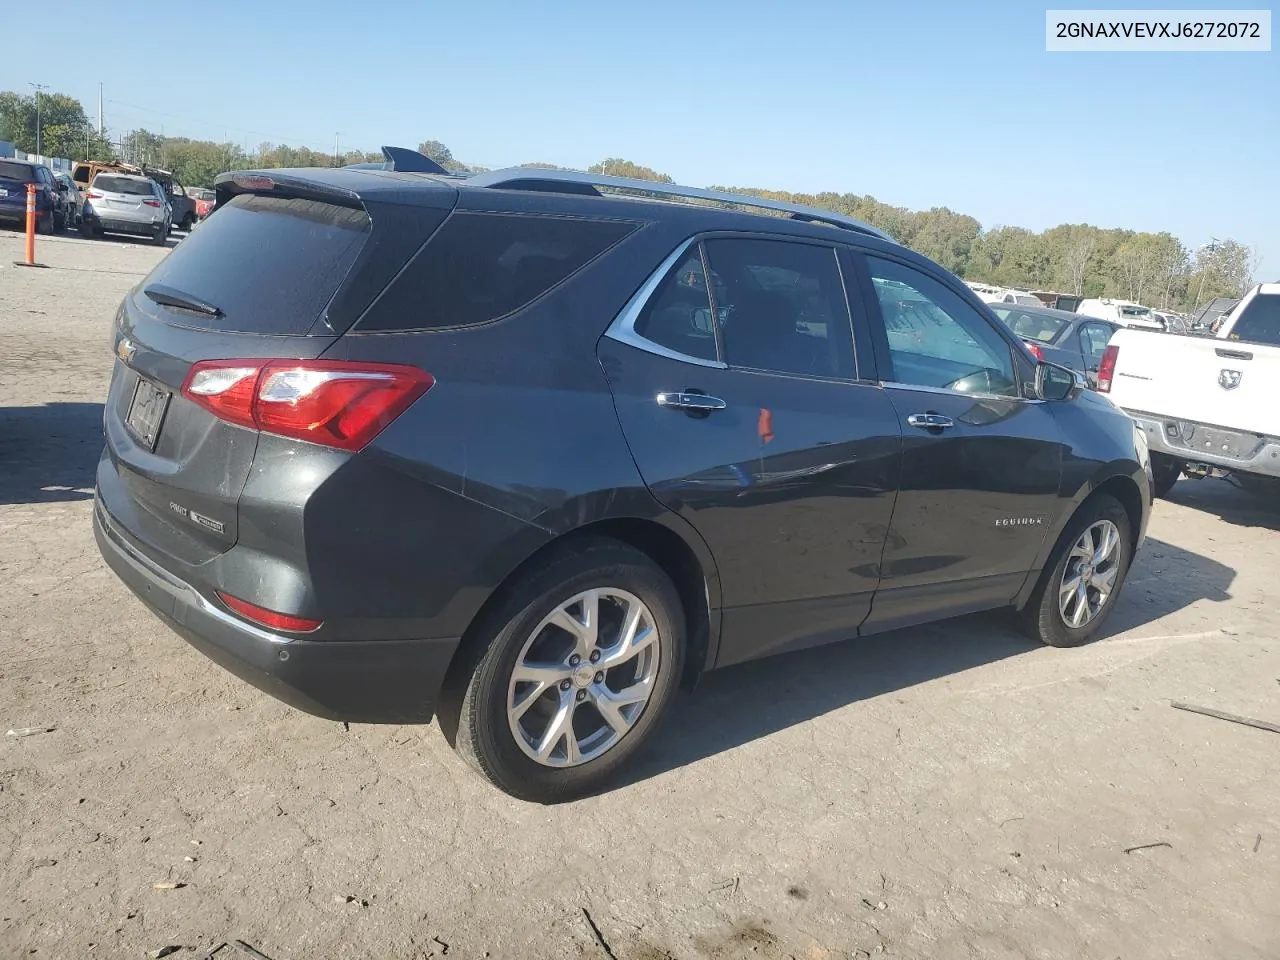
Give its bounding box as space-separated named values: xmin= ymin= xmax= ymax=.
xmin=83 ymin=212 xmax=163 ymax=236
xmin=1127 ymin=410 xmax=1280 ymax=479
xmin=93 ymin=497 xmax=458 ymax=723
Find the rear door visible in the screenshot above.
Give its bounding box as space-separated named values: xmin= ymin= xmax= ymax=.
xmin=98 ymin=185 xmax=453 ymax=566
xmin=601 ymin=234 xmax=902 ymax=666
xmin=0 ymin=160 xmax=35 ymax=217
xmin=850 ymin=251 xmax=1064 ymax=633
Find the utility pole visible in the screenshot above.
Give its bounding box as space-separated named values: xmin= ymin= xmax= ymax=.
xmin=29 ymin=82 xmax=49 ymax=157
xmin=98 ymin=81 xmax=103 ymax=136
xmin=334 ymin=132 xmax=341 ymax=166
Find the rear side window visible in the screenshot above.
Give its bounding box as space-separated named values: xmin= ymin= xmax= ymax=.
xmin=140 ymin=194 xmax=370 ymax=334
xmin=705 ymin=238 xmax=855 ymax=379
xmin=633 ymin=246 xmax=719 ymax=362
xmin=0 ymin=161 xmax=36 ymax=181
xmin=1228 ymin=294 xmax=1280 ymax=346
xmin=95 ymin=176 xmax=155 ymax=196
xmin=358 ymin=213 xmax=635 ymax=331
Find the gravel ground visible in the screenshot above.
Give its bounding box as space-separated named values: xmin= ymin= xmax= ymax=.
xmin=2 ymin=230 xmax=1278 ymax=960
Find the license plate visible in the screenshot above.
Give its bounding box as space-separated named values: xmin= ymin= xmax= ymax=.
xmin=125 ymin=377 xmax=171 ymax=451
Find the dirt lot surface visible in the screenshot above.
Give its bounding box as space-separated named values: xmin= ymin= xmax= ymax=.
xmin=2 ymin=231 xmax=1278 ymax=960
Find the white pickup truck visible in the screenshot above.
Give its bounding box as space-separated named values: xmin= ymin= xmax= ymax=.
xmin=1099 ymin=282 xmax=1280 ymax=498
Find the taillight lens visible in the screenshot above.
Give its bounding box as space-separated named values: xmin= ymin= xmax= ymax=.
xmin=181 ymin=359 xmax=433 ymax=451
xmin=87 ymin=191 xmax=103 ymax=199
xmin=1023 ymin=341 xmax=1045 ymax=361
xmin=143 ymin=198 xmax=163 ymax=207
xmin=1096 ymin=344 xmax=1119 ymax=393
xmin=217 ymin=592 xmax=322 ymax=633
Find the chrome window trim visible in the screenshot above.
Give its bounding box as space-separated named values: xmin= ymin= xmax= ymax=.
xmin=882 ymin=381 xmax=1042 ymax=405
xmin=604 ymin=237 xmax=728 ymax=369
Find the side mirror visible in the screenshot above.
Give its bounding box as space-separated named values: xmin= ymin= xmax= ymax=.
xmin=1035 ymin=361 xmax=1076 ymax=401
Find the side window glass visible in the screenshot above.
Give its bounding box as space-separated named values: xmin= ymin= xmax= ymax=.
xmin=866 ymin=256 xmax=1017 ymax=397
xmin=633 ymin=246 xmax=718 ymax=362
xmin=1080 ymin=323 xmax=1111 ymax=362
xmin=704 ymin=238 xmax=854 ymax=379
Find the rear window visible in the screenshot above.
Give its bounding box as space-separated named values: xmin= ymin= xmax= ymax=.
xmin=0 ymin=161 xmax=36 ymax=181
xmin=358 ymin=212 xmax=636 ymax=331
xmin=1119 ymin=305 xmax=1151 ymax=318
xmin=94 ymin=176 xmax=156 ymax=196
xmin=995 ymin=308 xmax=1068 ymax=344
xmin=1228 ymin=294 xmax=1280 ymax=346
xmin=139 ymin=194 xmax=370 ymax=335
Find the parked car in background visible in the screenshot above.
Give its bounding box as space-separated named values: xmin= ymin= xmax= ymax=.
xmin=93 ymin=158 xmax=1151 ymax=801
xmin=82 ymin=173 xmax=171 ymax=245
xmin=192 ymin=188 xmax=217 ymax=220
xmin=159 ymin=177 xmax=199 ymax=231
xmin=966 ymin=282 xmax=1043 ymax=306
xmin=54 ymin=172 xmax=83 ymax=229
xmin=1151 ymin=310 xmax=1189 ymax=334
xmin=989 ymin=302 xmax=1119 ymax=387
xmin=0 ymin=159 xmax=60 ymax=233
xmin=1102 ymin=282 xmax=1280 ymax=498
xmin=1077 ymin=298 xmax=1164 ymax=331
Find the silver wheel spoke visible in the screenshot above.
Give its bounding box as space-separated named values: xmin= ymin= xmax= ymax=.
xmin=512 ymin=661 xmax=569 ymax=686
xmin=536 ymin=696 xmax=578 ymax=763
xmin=1060 ymin=574 xmax=1082 ymax=600
xmin=593 ymin=680 xmax=650 ymax=736
xmin=598 ymin=601 xmax=655 ymax=670
xmin=1093 ymin=565 xmax=1119 ymax=591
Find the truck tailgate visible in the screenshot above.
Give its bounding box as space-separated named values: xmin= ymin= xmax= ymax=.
xmin=1106 ymin=329 xmax=1280 ymax=436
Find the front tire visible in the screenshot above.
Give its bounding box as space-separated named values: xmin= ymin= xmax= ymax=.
xmin=452 ymin=539 xmax=685 ymax=803
xmin=1020 ymin=494 xmax=1132 ymax=647
xmin=1150 ymin=453 xmax=1182 ymax=499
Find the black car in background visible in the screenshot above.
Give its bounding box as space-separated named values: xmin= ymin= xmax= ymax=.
xmin=0 ymin=159 xmax=61 ymax=233
xmin=990 ymin=302 xmax=1119 ymax=387
xmin=93 ymin=155 xmax=1151 ymax=801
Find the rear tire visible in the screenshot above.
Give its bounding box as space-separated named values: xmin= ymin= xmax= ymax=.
xmin=180 ymin=213 xmax=195 ymax=232
xmin=1150 ymin=453 xmax=1182 ymax=499
xmin=451 ymin=539 xmax=685 ymax=803
xmin=37 ymin=212 xmax=54 ymax=235
xmin=1020 ymin=494 xmax=1132 ymax=648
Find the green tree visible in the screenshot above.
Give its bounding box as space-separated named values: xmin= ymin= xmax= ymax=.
xmin=587 ymin=158 xmax=673 ymax=182
xmin=0 ymin=89 xmax=113 ymax=160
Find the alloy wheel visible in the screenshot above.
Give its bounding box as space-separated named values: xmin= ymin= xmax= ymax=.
xmin=1058 ymin=519 xmax=1122 ymax=628
xmin=507 ymin=588 xmax=660 ymax=767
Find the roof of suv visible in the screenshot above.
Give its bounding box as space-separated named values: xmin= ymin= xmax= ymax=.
xmin=215 ymin=163 xmax=897 ymax=245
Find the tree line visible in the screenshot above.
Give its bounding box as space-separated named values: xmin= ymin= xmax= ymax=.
xmin=1 ymin=89 xmax=1255 ymax=311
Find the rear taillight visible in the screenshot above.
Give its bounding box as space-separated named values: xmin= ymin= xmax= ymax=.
xmin=217 ymin=592 xmax=322 ymax=633
xmin=86 ymin=191 xmax=103 ymax=199
xmin=143 ymin=199 xmax=163 ymax=207
xmin=1023 ymin=341 xmax=1045 ymax=361
xmin=181 ymin=359 xmax=433 ymax=451
xmin=1096 ymin=344 xmax=1119 ymax=393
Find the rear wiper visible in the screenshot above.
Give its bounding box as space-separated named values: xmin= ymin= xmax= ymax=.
xmin=144 ymin=284 xmax=224 ymax=318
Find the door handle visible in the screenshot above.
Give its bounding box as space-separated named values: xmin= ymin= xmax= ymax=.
xmin=906 ymin=413 xmax=954 ymax=430
xmin=657 ymin=392 xmax=728 ymax=413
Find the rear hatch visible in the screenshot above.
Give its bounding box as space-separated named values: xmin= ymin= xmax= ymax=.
xmin=0 ymin=160 xmax=36 ymax=213
xmin=99 ymin=172 xmax=456 ymax=566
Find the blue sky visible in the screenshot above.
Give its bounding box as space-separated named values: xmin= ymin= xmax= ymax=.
xmin=6 ymin=0 xmax=1277 ymax=270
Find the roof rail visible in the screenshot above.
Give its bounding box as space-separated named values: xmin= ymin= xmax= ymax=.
xmin=465 ymin=167 xmax=893 ymax=242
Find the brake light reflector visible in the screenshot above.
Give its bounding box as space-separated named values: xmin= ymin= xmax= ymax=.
xmin=217 ymin=592 xmax=322 ymax=633
xmin=143 ymin=198 xmax=163 ymax=207
xmin=181 ymin=359 xmax=432 ymax=451
xmin=87 ymin=191 xmax=103 ymax=199
xmin=1096 ymin=344 xmax=1119 ymax=393
xmin=1023 ymin=341 xmax=1045 ymax=361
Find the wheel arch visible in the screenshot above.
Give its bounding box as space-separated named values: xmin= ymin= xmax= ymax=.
xmin=1014 ymin=467 xmax=1147 ymax=611
xmin=437 ymin=512 xmax=721 ymax=742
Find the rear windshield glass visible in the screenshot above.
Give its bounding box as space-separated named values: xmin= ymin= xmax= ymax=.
xmin=358 ymin=212 xmax=635 ymax=331
xmin=1228 ymin=294 xmax=1280 ymax=346
xmin=95 ymin=176 xmax=156 ymax=196
xmin=1119 ymin=305 xmax=1151 ymax=317
xmin=0 ymin=161 xmax=36 ymax=181
xmin=139 ymin=194 xmax=371 ymax=334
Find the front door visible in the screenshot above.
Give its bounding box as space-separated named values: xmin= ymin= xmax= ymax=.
xmin=852 ymin=252 xmax=1064 ymax=633
xmin=601 ymin=235 xmax=902 ymax=666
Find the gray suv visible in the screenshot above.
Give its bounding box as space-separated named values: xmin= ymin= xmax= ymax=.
xmin=82 ymin=173 xmax=171 ymax=245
